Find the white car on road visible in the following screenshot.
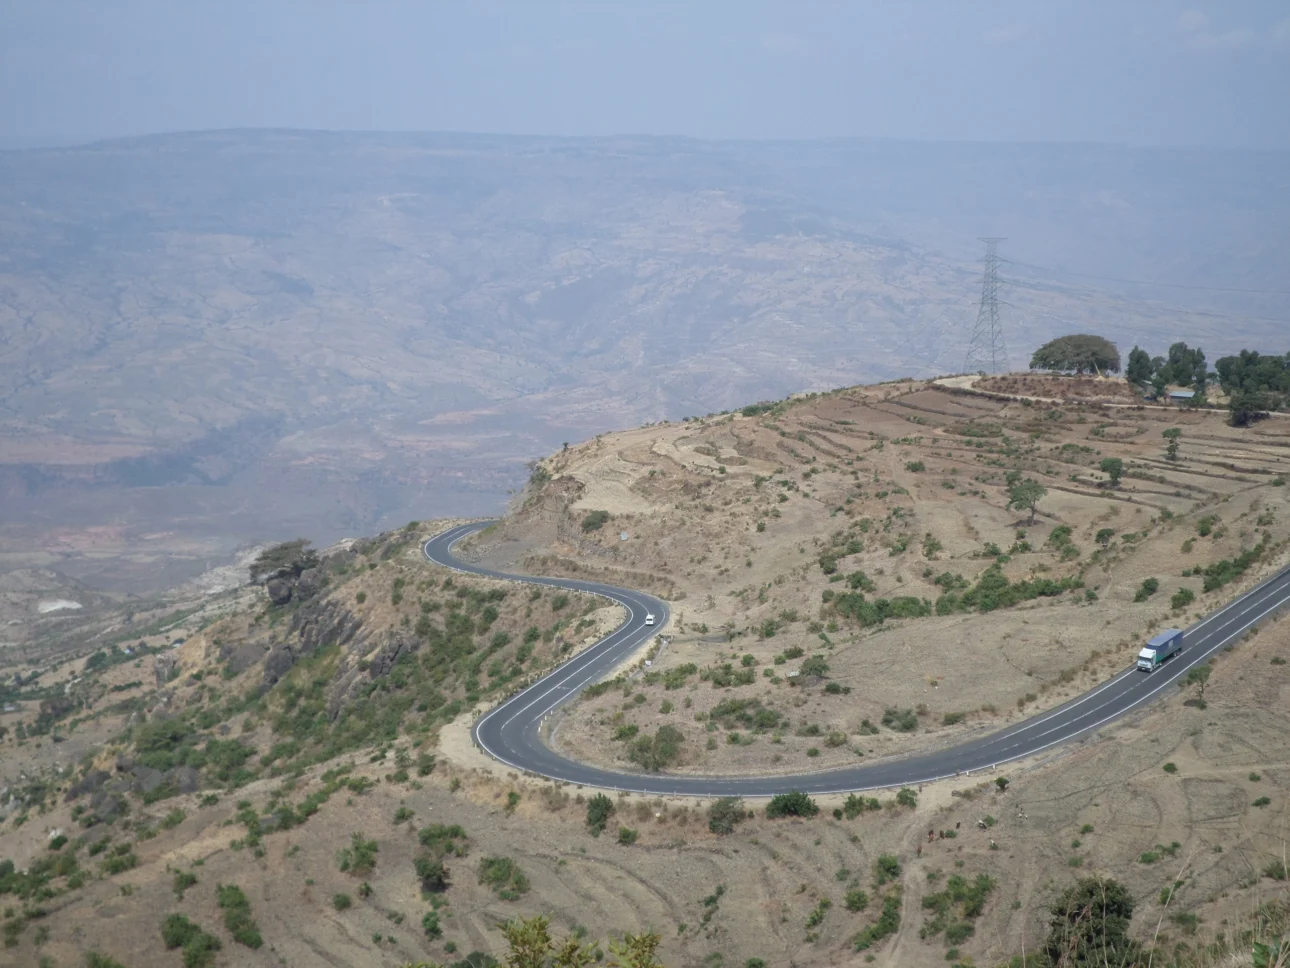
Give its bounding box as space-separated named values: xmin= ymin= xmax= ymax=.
xmin=645 ymin=613 xmax=656 ymax=626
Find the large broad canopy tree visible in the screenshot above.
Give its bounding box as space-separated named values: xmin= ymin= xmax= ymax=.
xmin=1029 ymin=334 xmax=1122 ymax=375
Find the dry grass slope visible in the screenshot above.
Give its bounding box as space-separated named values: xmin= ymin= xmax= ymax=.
xmin=4 ymin=376 xmax=1290 ymax=967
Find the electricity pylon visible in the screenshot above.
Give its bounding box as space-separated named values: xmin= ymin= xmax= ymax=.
xmin=964 ymin=238 xmax=1008 ymax=374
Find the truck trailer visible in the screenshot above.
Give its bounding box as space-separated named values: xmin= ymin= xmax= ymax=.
xmin=1137 ymin=628 xmax=1184 ymax=672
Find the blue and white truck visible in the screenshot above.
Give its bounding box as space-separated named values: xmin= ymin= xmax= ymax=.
xmin=1137 ymin=629 xmax=1184 ymax=672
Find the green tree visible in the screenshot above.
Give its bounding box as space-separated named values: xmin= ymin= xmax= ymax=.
xmin=708 ymin=797 xmax=747 ymax=835
xmin=586 ymin=794 xmax=616 ymax=836
xmin=1182 ymin=663 xmax=1212 ymax=707
xmin=799 ymin=654 xmax=829 ymax=677
xmin=502 ymin=915 xmax=598 ymax=968
xmin=1162 ymin=427 xmax=1181 ymax=461
xmin=1230 ymin=389 xmax=1272 ymax=427
xmin=1133 ymin=578 xmax=1159 ymax=603
xmin=1045 ymin=877 xmax=1137 ymax=968
xmin=1215 ymin=349 xmax=1290 ymax=410
xmin=1125 ymin=346 xmax=1153 ymax=385
xmin=607 ymin=931 xmax=665 ymax=968
xmin=1166 ymin=341 xmax=1207 ymax=388
xmin=248 ymin=538 xmax=317 ymax=583
xmin=414 ymin=855 xmax=449 ymax=892
xmin=625 ymin=725 xmax=684 ymax=772
xmin=1007 ymin=479 xmax=1048 ymax=525
xmin=1029 ymin=334 xmax=1122 ymax=374
xmin=336 ymin=833 xmax=378 ymax=876
xmin=160 ymin=914 xmax=222 ymax=968
xmin=215 ymin=884 xmax=263 ymax=949
xmin=581 ymin=510 xmax=611 ymax=532
xmin=1151 ymin=371 xmax=1168 ymax=400
xmin=766 ymin=791 xmax=819 ymax=818
xmin=1099 ymin=457 xmax=1124 ymax=486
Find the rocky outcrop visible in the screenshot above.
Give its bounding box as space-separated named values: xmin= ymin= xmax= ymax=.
xmin=64 ymin=769 xmax=110 ymax=802
xmin=326 ymin=662 xmax=365 ymax=721
xmin=130 ymin=766 xmax=165 ymax=795
xmin=154 ymin=653 xmax=178 ymax=688
xmin=317 ymin=628 xmax=419 ymax=720
xmin=367 ymin=631 xmax=419 ymax=679
xmin=266 ymin=577 xmax=293 ymax=606
xmin=258 ymin=547 xmax=345 ymax=609
xmin=262 ymin=643 xmax=296 ymax=687
xmin=172 ymin=765 xmax=201 ymax=794
xmin=88 ymin=786 xmax=127 ymax=825
xmin=261 ymin=597 xmax=364 ymax=688
xmin=291 ymin=598 xmax=362 ymax=656
xmin=68 ymin=762 xmax=204 ymax=814
xmin=224 ymin=641 xmax=266 ymax=676
xmin=295 ymin=567 xmax=325 ymax=601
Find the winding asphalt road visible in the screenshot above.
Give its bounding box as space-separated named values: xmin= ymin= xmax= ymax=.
xmin=425 ymin=521 xmax=1290 ymax=796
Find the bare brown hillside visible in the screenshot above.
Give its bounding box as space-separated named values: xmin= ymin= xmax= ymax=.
xmin=469 ymin=377 xmax=1290 ymax=776
xmin=4 ymin=377 xmax=1290 ymax=967
xmin=7 ymin=603 xmax=1290 ymax=968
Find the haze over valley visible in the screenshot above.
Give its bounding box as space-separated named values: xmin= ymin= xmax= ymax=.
xmin=5 ymin=5 xmax=1290 ymax=966
xmin=2 ymin=131 xmax=1287 ymax=598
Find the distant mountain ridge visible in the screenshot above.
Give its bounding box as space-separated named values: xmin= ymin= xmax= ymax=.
xmin=0 ymin=130 xmax=1285 ymax=589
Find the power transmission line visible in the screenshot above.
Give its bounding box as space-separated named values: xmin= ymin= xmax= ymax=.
xmin=1002 ymin=278 xmax=1289 ymax=325
xmin=1002 ymin=259 xmax=1290 ymax=296
xmin=964 ymin=238 xmax=1008 ymax=374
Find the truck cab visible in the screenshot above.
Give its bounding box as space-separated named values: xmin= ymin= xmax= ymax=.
xmin=1137 ymin=628 xmax=1184 ymax=671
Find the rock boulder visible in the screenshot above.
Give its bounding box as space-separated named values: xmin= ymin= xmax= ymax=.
xmin=265 ymin=577 xmax=293 ymax=606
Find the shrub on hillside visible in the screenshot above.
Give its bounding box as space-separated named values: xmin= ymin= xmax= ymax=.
xmin=160 ymin=914 xmax=222 ymax=968
xmin=478 ymin=856 xmax=529 ymax=900
xmin=336 ymin=833 xmax=379 ymax=876
xmin=708 ymin=797 xmax=747 ymax=835
xmin=1134 ymin=578 xmax=1159 ymax=603
xmin=874 ymin=854 xmax=901 ymax=885
xmin=843 ymin=794 xmax=882 ymax=819
xmin=882 ymin=708 xmax=918 ymax=732
xmin=799 ymin=655 xmax=829 ymax=678
xmin=581 ymin=510 xmax=610 ymax=532
xmin=766 ymin=791 xmax=818 ymax=819
xmin=216 ymin=884 xmax=263 ymax=949
xmin=414 ymin=855 xmax=450 ymax=892
xmin=625 ymin=725 xmax=684 ymax=772
xmin=1045 ymin=877 xmax=1137 ymax=967
xmin=854 ymin=890 xmax=902 ymax=951
xmin=586 ymin=793 xmax=616 ymax=836
xmin=418 ymin=823 xmax=469 ymax=857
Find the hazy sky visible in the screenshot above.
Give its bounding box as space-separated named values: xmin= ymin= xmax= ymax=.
xmin=3 ymin=0 xmax=1289 ymax=148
